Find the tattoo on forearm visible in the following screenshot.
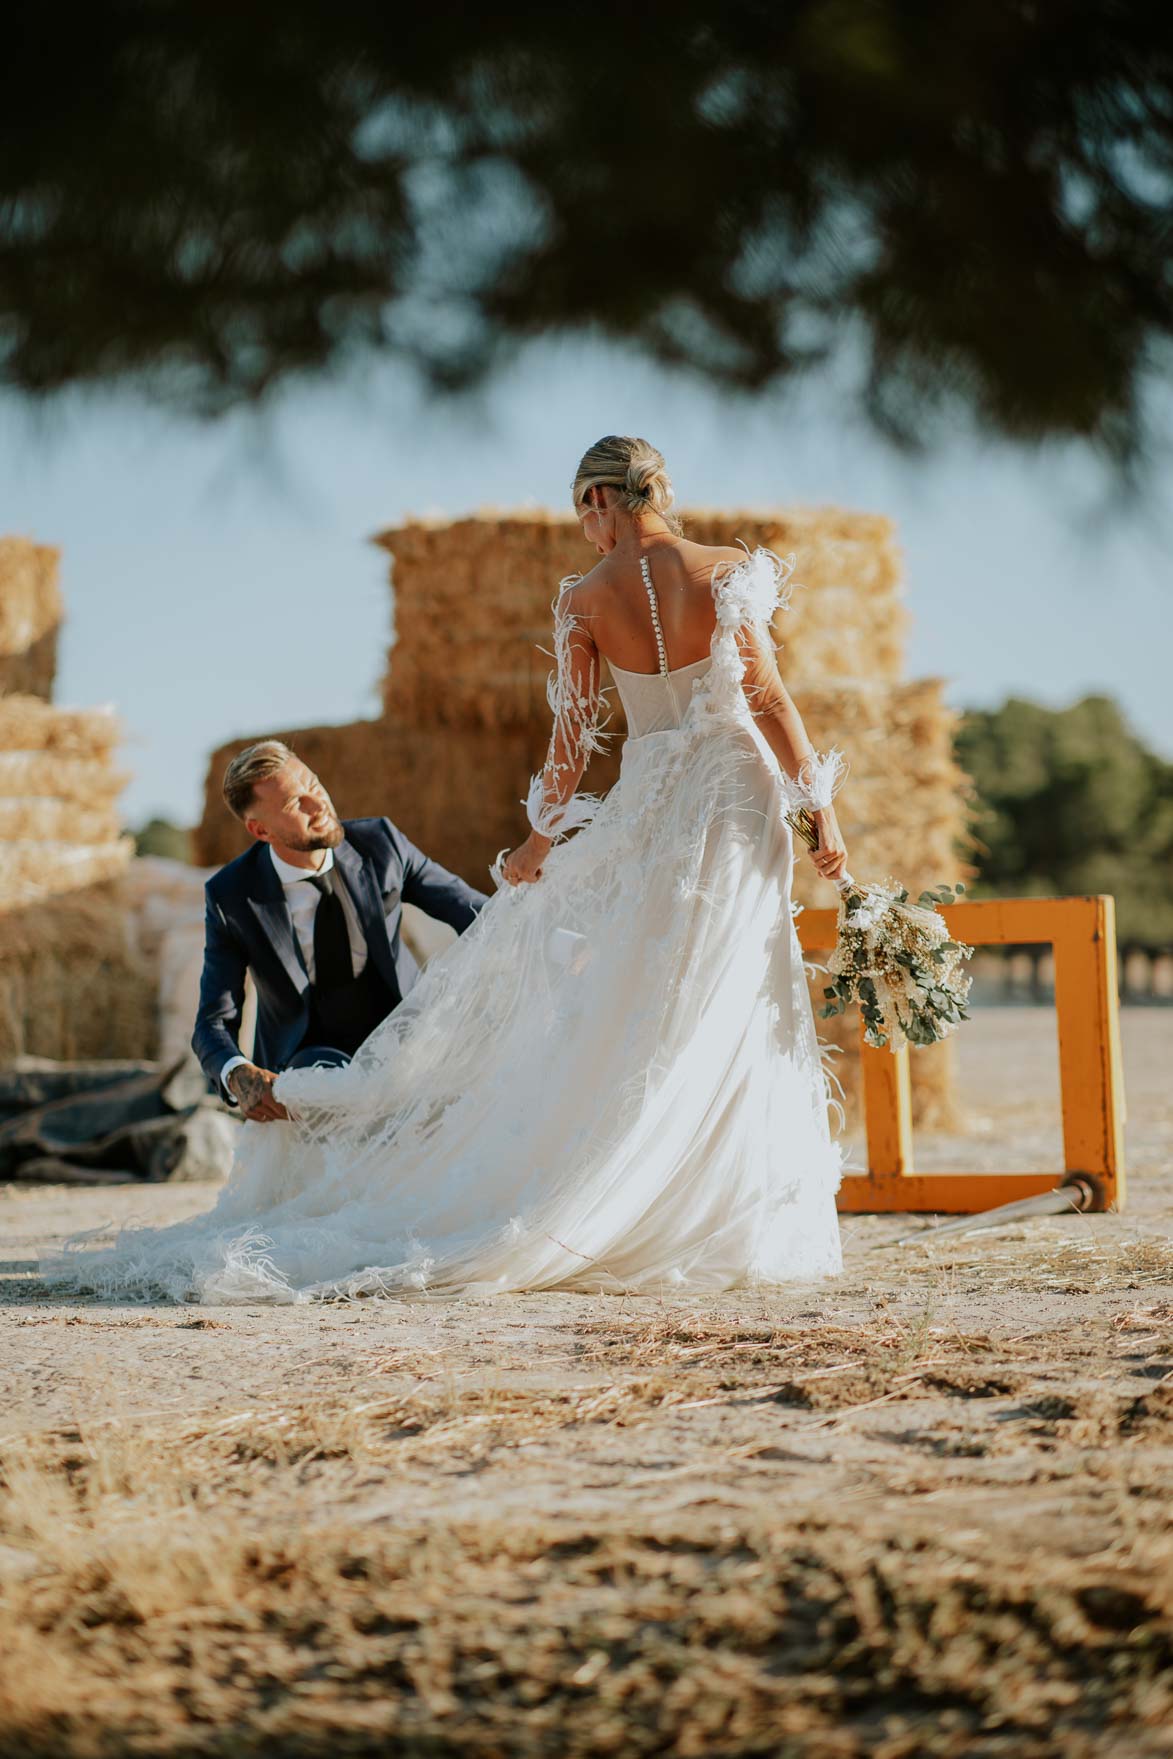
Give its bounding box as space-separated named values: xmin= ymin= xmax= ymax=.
xmin=230 ymin=1068 xmax=269 ymax=1112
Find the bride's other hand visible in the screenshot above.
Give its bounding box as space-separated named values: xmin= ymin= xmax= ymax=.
xmin=809 ymin=806 xmax=849 ymax=884
xmin=501 ymin=831 xmax=552 ymax=886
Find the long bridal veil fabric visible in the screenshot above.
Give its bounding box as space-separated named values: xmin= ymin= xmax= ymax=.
xmin=44 ymin=549 xmax=844 ymax=1304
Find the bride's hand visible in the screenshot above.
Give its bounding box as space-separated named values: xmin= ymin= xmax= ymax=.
xmin=501 ymin=831 xmax=552 ymax=886
xmin=809 ymin=806 xmax=849 ymax=885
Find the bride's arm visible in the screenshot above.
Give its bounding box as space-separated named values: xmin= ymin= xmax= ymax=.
xmin=501 ymin=587 xmax=604 ymax=886
xmin=736 ymin=623 xmax=849 ymax=884
xmin=534 ymin=598 xmax=603 ymax=826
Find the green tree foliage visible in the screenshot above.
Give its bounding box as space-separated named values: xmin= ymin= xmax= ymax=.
xmin=133 ymin=818 xmax=193 ymax=863
xmin=1 ymin=4 xmax=1172 ymax=459
xmin=957 ymin=696 xmax=1173 ymax=949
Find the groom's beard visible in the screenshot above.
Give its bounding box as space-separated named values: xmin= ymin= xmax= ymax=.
xmin=285 ymin=816 xmax=345 ymax=853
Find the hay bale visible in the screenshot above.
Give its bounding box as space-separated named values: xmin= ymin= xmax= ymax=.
xmin=0 ymin=539 xmax=63 ymax=699
xmin=373 ymin=508 xmax=906 ymax=732
xmin=0 ymin=696 xmax=121 ymax=756
xmin=0 ymin=701 xmax=127 ymax=856
xmin=0 ymin=546 xmax=158 ymax=1060
xmin=0 ymin=752 xmax=130 ymax=807
xmin=0 ymin=800 xmax=123 ymax=844
xmin=0 ymin=838 xmax=135 ymax=910
xmin=685 ymin=509 xmax=907 ymax=686
xmin=198 ymin=507 xmax=914 ymax=875
xmin=0 ymin=882 xmax=156 ymax=1063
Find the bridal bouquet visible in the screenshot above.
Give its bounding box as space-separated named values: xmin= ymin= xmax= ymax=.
xmin=783 ymin=752 xmax=974 ymax=1052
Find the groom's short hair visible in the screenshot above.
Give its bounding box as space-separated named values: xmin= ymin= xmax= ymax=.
xmin=223 ymin=740 xmax=297 ymax=820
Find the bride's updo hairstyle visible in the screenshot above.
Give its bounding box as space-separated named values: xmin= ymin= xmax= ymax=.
xmin=572 ymin=435 xmax=683 ymax=535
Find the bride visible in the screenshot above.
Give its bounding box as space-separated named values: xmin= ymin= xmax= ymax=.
xmin=50 ymin=435 xmax=850 ymax=1303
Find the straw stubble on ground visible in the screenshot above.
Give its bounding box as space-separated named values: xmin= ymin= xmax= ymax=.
xmin=0 ymin=1010 xmax=1170 ymax=1758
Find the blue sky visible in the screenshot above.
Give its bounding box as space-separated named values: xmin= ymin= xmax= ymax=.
xmin=1 ymin=338 xmax=1170 ymax=828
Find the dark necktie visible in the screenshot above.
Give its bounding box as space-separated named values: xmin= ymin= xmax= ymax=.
xmin=307 ymin=867 xmax=353 ymax=990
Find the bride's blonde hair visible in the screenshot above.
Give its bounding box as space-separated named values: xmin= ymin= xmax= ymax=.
xmin=572 ymin=435 xmax=683 ymax=534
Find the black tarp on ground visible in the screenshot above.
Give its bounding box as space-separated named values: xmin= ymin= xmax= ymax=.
xmin=0 ymin=1058 xmax=238 ymax=1183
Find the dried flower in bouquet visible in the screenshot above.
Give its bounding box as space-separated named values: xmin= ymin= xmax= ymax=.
xmin=783 ymin=751 xmax=974 ymax=1053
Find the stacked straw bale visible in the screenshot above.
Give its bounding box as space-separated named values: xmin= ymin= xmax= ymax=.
xmin=0 ymin=699 xmax=135 ymax=911
xmin=0 ymin=539 xmax=63 ymax=699
xmin=0 ymin=887 xmax=155 ymax=1062
xmin=199 ymin=507 xmax=909 ymax=870
xmin=0 ymin=549 xmax=155 ymax=1060
xmin=0 ymin=696 xmax=149 ymax=1060
xmin=196 ymin=507 xmax=967 ymax=1126
xmin=377 ymin=510 xmax=907 ymax=732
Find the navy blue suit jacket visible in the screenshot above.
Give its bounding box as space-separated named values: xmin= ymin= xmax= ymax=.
xmin=192 ymin=817 xmax=487 ymax=1094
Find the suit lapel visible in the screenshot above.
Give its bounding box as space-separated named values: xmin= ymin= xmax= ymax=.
xmin=247 ymin=848 xmax=310 ymax=996
xmin=334 ymin=835 xmax=398 ymax=992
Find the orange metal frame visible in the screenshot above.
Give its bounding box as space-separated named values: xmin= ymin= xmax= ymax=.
xmin=795 ymin=895 xmax=1126 ymax=1214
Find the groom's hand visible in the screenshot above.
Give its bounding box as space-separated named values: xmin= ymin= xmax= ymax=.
xmin=226 ymin=1063 xmax=289 ymax=1122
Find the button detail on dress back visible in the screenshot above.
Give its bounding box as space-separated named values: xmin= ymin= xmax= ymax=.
xmin=640 ymin=556 xmax=670 ymax=678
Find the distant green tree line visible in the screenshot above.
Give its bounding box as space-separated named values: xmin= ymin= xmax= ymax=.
xmin=956 ymin=696 xmax=1173 ymax=952
xmin=133 ymin=818 xmax=193 ymax=863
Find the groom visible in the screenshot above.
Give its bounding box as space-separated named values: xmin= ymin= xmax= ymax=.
xmin=192 ymin=741 xmax=488 ymax=1122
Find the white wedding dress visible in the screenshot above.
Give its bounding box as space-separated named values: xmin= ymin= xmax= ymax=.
xmin=47 ymin=549 xmax=844 ymax=1303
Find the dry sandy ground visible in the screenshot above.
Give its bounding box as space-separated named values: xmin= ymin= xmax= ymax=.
xmin=0 ymin=1010 xmax=1170 ymax=1758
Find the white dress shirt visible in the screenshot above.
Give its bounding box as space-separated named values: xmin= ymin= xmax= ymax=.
xmin=221 ymin=844 xmax=370 ymax=1094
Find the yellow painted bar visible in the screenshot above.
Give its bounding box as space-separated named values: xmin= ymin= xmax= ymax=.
xmin=836 ymin=1172 xmax=1061 ymax=1213
xmin=1051 ymin=895 xmax=1125 ymax=1209
xmin=795 ymin=893 xmax=1126 ymax=1216
xmin=798 ymin=895 xmax=1111 ymax=954
xmin=860 ymin=1029 xmax=913 ymax=1177
xmin=937 ymin=895 xmax=1091 ymax=944
xmin=796 ymin=907 xmax=839 ymax=952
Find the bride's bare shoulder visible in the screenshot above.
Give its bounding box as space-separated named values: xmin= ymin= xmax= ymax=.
xmin=684 ymin=539 xmax=754 ymax=570
xmin=556 ymin=558 xmax=610 ymax=618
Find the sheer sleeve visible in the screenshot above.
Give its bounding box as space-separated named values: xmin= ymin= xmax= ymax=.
xmin=525 ymin=579 xmax=611 ymax=839
xmin=707 ymin=545 xmax=798 ymax=711
xmin=710 ymin=544 xmax=797 ymax=632
xmin=710 ymin=547 xmax=848 ymax=814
